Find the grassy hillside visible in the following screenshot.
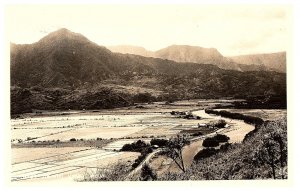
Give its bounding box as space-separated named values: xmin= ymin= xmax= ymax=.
xmin=159 ymin=118 xmax=287 ymax=180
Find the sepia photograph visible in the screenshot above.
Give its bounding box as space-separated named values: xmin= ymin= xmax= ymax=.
xmin=4 ymin=2 xmax=293 ymax=185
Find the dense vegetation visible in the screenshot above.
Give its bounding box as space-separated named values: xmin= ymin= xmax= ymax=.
xmin=202 ymin=134 xmax=230 ymax=148
xmin=231 ymin=95 xmax=287 ymax=109
xmin=205 ymin=109 xmax=264 ymax=126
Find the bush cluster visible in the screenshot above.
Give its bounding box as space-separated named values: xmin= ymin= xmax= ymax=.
xmin=120 ymin=140 xmax=149 ymax=152
xmin=214 ymin=134 xmax=230 ymax=143
xmin=205 ymin=109 xmax=264 ymax=125
xmin=202 ymin=134 xmax=230 ymax=147
xmin=192 ymin=132 xmax=203 ymax=136
xmin=150 ymin=138 xmax=169 ymax=147
xmin=120 ymin=140 xmax=153 ymax=169
xmin=202 ymin=137 xmax=219 ymax=147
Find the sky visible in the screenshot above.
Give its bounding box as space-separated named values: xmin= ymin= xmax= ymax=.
xmin=6 ymin=4 xmax=290 ymax=56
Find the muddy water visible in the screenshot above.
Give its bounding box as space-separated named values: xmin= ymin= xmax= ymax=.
xmin=182 ymin=110 xmax=255 ymax=168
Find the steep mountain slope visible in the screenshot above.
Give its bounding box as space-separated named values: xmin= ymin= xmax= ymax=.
xmin=10 ymin=28 xmax=286 ymax=114
xmin=155 ymin=45 xmax=223 ymax=64
xmin=107 ymin=45 xmax=273 ymax=72
xmin=155 ymin=45 xmax=272 ymax=71
xmin=11 ymin=29 xmax=122 ymax=88
xmin=229 ymin=52 xmax=286 ymax=73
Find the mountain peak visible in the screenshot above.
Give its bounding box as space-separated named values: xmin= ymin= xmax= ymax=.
xmin=155 ymin=44 xmax=224 ymax=64
xmin=38 ymin=28 xmax=89 ymax=43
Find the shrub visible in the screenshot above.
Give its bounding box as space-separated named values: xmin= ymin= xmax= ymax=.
xmin=214 ymin=134 xmax=230 ymax=143
xmin=140 ymin=164 xmax=157 ymax=181
xmin=194 ymin=148 xmax=218 ymax=161
xmin=143 ymin=147 xmax=153 ymax=154
xmin=150 ymin=138 xmax=169 ymax=147
xmin=132 ymin=155 xmax=145 ymax=168
xmin=120 ymin=140 xmax=152 ymax=169
xmin=214 ymin=119 xmax=227 ymax=128
xmin=132 ymin=161 xmax=139 ymax=168
xmin=202 ymin=137 xmax=219 ymax=147
xmin=192 ymin=132 xmax=203 ymax=136
xmin=121 ymin=143 xmax=133 ymax=151
xmin=135 ymin=140 xmax=147 ymax=148
xmin=70 ymin=138 xmax=76 ymax=142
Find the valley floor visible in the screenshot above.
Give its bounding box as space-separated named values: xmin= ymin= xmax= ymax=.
xmin=10 ymin=99 xmax=287 ymax=182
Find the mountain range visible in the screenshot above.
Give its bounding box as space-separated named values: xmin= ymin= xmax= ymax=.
xmin=108 ymin=45 xmax=285 ymax=73
xmin=10 ymin=28 xmax=286 ymax=114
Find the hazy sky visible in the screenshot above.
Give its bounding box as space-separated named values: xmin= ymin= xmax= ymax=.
xmin=6 ymin=4 xmax=289 ymax=56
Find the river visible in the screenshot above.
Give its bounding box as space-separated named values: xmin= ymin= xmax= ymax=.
xmin=182 ymin=109 xmax=255 ymax=168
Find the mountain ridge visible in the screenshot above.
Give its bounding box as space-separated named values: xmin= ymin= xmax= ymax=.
xmin=229 ymin=52 xmax=286 ymax=73
xmin=107 ymin=44 xmax=285 ymax=73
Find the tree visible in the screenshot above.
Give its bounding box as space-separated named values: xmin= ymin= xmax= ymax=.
xmin=165 ymin=134 xmax=190 ymax=172
xmin=214 ymin=119 xmax=227 ymax=128
xmin=255 ymin=120 xmax=287 ymax=179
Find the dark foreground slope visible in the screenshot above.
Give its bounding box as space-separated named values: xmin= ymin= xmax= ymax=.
xmin=11 ymin=29 xmax=286 ymax=114
xmin=160 ymin=118 xmax=287 ymax=180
